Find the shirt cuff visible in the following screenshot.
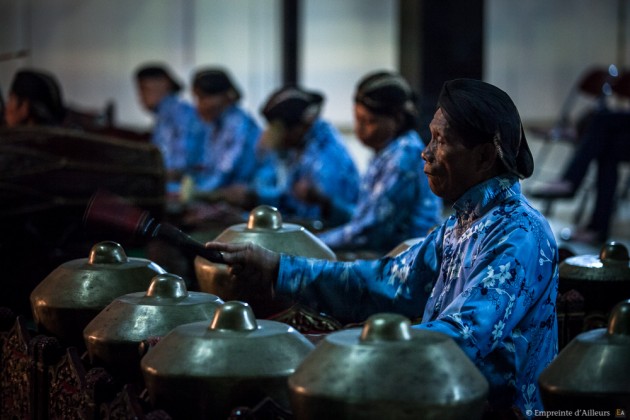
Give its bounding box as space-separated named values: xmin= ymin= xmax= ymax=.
xmin=275 ymin=253 xmax=296 ymax=297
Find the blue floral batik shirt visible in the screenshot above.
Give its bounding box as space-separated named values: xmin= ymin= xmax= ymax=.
xmin=152 ymin=94 xmax=206 ymax=193
xmin=275 ymin=175 xmax=558 ymax=417
xmin=254 ymin=119 xmax=360 ymax=222
xmin=195 ymin=104 xmax=262 ymax=191
xmin=318 ymin=130 xmax=442 ymax=252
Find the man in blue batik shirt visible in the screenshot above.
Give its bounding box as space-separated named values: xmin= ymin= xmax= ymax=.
xmin=212 ymin=86 xmax=360 ymax=226
xmin=206 ymin=79 xmax=559 ymax=419
xmin=135 ymin=64 xmax=205 ymax=195
xmin=311 ymin=71 xmax=442 ymax=252
xmin=190 ymin=68 xmax=262 ymax=192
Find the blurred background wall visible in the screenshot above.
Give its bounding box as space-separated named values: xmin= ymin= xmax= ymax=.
xmin=1 ymin=0 xmax=629 ymax=132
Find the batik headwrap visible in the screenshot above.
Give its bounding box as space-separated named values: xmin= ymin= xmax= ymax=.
xmin=10 ymin=69 xmax=65 ymax=125
xmin=192 ymin=67 xmax=242 ymax=100
xmin=354 ymin=71 xmax=419 ymax=132
xmin=135 ymin=63 xmax=183 ymax=93
xmin=438 ymin=78 xmax=534 ymax=179
xmin=261 ymin=86 xmax=324 ymax=126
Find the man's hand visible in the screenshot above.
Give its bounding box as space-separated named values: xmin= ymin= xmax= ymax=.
xmin=204 ymin=241 xmax=281 ymax=297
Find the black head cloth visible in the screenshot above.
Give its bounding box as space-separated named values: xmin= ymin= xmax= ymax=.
xmin=192 ymin=67 xmax=241 ymax=100
xmin=261 ymin=86 xmax=324 ymax=126
xmin=10 ymin=69 xmax=66 ymax=125
xmin=355 ymin=71 xmax=417 ymax=114
xmin=135 ymin=63 xmax=183 ymax=93
xmin=438 ymin=78 xmax=534 ymax=179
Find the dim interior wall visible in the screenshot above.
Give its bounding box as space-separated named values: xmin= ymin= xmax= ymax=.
xmin=4 ymin=0 xmax=192 ymax=128
xmin=485 ymin=0 xmax=630 ymax=125
xmin=1 ymin=0 xmax=629 ymax=131
xmin=301 ymin=0 xmax=398 ymax=129
xmin=192 ymin=0 xmax=281 ymax=127
xmin=0 ymin=0 xmax=281 ymax=129
xmin=0 ymin=0 xmax=29 ymax=98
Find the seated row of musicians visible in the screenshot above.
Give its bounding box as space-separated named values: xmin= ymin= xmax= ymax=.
xmin=133 ymin=64 xmax=443 ymax=254
xmin=2 ymin=66 xmax=443 ymax=255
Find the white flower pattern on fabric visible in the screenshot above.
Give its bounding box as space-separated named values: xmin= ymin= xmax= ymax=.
xmin=496 ymin=263 xmax=512 ymax=284
xmin=539 ymin=245 xmax=553 ymax=266
xmin=481 ymin=262 xmax=512 ymax=288
xmin=447 ymin=313 xmax=476 ymax=342
xmin=491 ymin=321 xmax=505 ymax=341
xmin=389 ymin=257 xmax=411 ymax=286
xmin=522 ymin=383 xmax=538 ymax=412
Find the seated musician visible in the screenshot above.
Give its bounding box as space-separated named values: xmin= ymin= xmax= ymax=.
xmin=206 ymin=79 xmax=559 ymax=419
xmin=4 ymin=68 xmax=66 ymax=127
xmin=297 ymin=71 xmax=443 ymax=253
xmin=134 ymin=63 xmax=206 ymax=195
xmin=1 ymin=68 xmax=67 ymax=315
xmin=207 ymin=86 xmax=361 ymax=228
xmin=190 ymin=68 xmax=262 ymax=193
xmin=146 ymin=68 xmax=262 ymax=279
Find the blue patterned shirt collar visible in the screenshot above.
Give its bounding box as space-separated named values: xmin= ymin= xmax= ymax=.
xmin=452 ymin=175 xmax=520 ymax=232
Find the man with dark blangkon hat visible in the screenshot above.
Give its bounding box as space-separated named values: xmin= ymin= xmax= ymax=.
xmin=206 ymin=85 xmax=360 ymax=226
xmin=254 ymin=86 xmax=360 ymax=224
xmin=134 ymin=62 xmax=206 ymax=195
xmin=311 ymin=71 xmax=443 ymax=252
xmin=205 ymin=79 xmax=557 ymax=419
xmin=187 ymin=67 xmax=261 ymax=195
xmin=4 ymin=69 xmax=66 ymax=127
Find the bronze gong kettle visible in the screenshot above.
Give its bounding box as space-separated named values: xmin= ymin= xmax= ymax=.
xmin=140 ymin=300 xmax=315 ymax=419
xmin=288 ymin=313 xmax=489 ymax=420
xmin=83 ymin=272 xmax=223 ymax=380
xmin=538 ymin=299 xmax=630 ymax=413
xmin=195 ymin=205 xmax=336 ymax=317
xmin=30 ymin=241 xmax=165 ymax=346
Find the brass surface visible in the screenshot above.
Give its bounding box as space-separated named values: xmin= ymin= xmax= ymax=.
xmin=559 ymin=241 xmax=630 ymax=282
